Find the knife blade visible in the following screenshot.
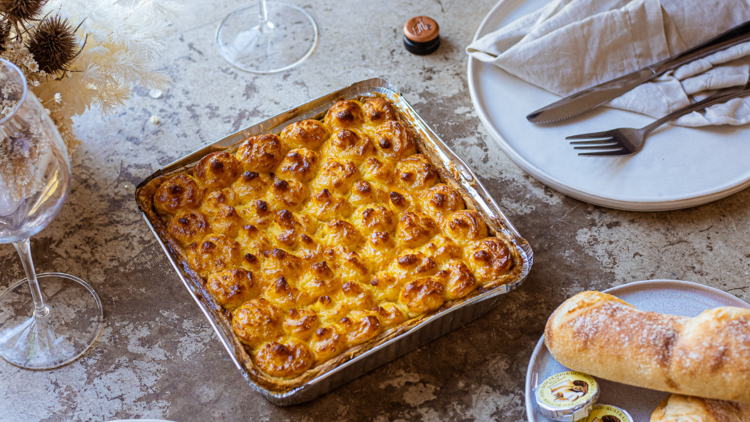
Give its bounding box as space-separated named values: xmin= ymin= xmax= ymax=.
xmin=527 ymin=19 xmax=750 ymax=124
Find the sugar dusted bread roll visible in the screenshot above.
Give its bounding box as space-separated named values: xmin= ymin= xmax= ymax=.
xmin=651 ymin=394 xmax=750 ymax=422
xmin=545 ymin=291 xmax=750 ymax=403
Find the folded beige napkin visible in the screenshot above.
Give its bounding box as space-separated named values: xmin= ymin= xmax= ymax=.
xmin=467 ymin=0 xmax=750 ymax=127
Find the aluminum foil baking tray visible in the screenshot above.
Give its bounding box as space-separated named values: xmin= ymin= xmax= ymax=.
xmin=135 ymin=78 xmax=533 ymax=406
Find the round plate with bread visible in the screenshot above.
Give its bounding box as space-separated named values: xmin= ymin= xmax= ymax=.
xmin=526 ymin=279 xmax=750 ymax=421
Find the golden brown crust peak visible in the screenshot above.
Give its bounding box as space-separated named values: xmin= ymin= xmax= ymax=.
xmin=168 ymin=210 xmax=210 ymax=246
xmin=395 ymin=154 xmax=438 ymax=192
xmin=277 ymin=148 xmax=320 ymax=182
xmin=195 ymin=151 xmax=241 ymax=190
xmin=313 ymin=160 xmax=360 ymax=195
xmin=154 ymin=174 xmax=203 ymax=214
xmin=233 ymin=298 xmax=283 ymax=347
xmin=324 ymin=100 xmax=364 ymax=131
xmin=323 ymin=130 xmax=375 ymax=163
xmin=267 ymin=177 xmax=309 ymax=211
xmin=466 ymin=237 xmax=512 ymax=283
xmin=207 ymin=268 xmax=261 ymax=310
xmin=237 ymin=134 xmax=288 ymax=173
xmin=309 ymin=325 xmax=346 ymax=362
xmin=362 ymin=98 xmax=396 ymax=125
xmin=283 ymin=308 xmax=319 ymax=341
xmin=399 ymin=277 xmax=445 ymax=315
xmin=280 ymin=119 xmax=328 ymax=150
xmin=340 ymin=310 xmax=381 ymax=346
xmin=187 ymin=234 xmax=243 ymax=277
xmin=439 ymin=261 xmax=477 ymax=300
xmin=255 ymin=339 xmax=313 ymax=378
xmin=232 ymin=171 xmax=271 ymax=201
xmin=374 ymin=121 xmax=416 ymax=160
xmin=443 ymin=210 xmax=488 ymax=246
xmin=419 ymin=184 xmax=465 ymax=223
xmin=397 ymin=211 xmax=438 ymax=248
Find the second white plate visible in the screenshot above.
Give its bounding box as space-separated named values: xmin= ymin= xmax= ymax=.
xmin=525 ymin=279 xmax=750 ymax=421
xmin=468 ymin=0 xmax=750 ymax=211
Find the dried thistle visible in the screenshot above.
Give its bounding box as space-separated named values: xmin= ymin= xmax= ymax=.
xmin=26 ymin=14 xmax=82 ymax=74
xmin=0 ymin=0 xmax=48 ymax=35
xmin=0 ymin=19 xmax=9 ymax=53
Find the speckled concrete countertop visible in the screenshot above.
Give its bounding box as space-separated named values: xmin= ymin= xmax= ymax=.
xmin=2 ymin=0 xmax=749 ymax=420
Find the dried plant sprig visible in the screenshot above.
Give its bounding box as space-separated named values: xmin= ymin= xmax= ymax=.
xmin=27 ymin=14 xmax=82 ymax=74
xmin=0 ymin=0 xmax=181 ymax=153
xmin=0 ymin=19 xmax=9 ymax=52
xmin=0 ymin=0 xmax=48 ymax=37
xmin=38 ymin=0 xmax=182 ymax=116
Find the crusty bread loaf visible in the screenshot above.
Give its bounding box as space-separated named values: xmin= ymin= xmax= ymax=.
xmin=545 ymin=291 xmax=750 ymax=403
xmin=651 ymin=394 xmax=750 ymax=422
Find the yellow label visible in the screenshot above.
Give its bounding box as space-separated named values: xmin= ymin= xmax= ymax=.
xmin=537 ymin=371 xmax=598 ymax=408
xmin=582 ymin=405 xmax=632 ymax=422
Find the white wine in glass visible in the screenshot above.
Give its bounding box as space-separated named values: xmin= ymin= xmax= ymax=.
xmin=0 ymin=59 xmax=103 ymax=370
xmin=216 ymin=0 xmax=318 ymax=73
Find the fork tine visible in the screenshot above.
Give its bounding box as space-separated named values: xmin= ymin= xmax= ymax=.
xmin=573 ymin=144 xmax=620 ymax=150
xmin=569 ymin=138 xmax=615 ymax=145
xmin=578 ymin=149 xmax=629 ymax=157
xmin=566 ymin=131 xmax=614 ymax=140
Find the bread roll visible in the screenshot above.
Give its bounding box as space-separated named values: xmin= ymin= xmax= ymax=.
xmin=651 ymin=394 xmax=750 ymax=422
xmin=545 ymin=291 xmax=750 ymax=403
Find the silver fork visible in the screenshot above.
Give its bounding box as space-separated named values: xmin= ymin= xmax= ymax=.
xmin=567 ymin=82 xmax=750 ymax=156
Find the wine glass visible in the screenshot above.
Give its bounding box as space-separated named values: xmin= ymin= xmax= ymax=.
xmin=216 ymin=0 xmax=318 ymax=73
xmin=0 ymin=59 xmax=103 ymax=370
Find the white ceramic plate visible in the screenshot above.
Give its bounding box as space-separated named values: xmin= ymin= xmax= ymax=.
xmin=525 ymin=279 xmax=750 ymax=421
xmin=467 ymin=0 xmax=750 ymax=211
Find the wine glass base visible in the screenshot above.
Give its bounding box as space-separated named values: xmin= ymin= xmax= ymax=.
xmin=0 ymin=273 xmax=103 ymax=370
xmin=216 ymin=1 xmax=319 ymax=73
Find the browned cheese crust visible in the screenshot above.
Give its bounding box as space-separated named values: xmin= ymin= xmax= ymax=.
xmin=545 ymin=291 xmax=750 ymax=403
xmin=142 ymin=96 xmax=525 ymax=392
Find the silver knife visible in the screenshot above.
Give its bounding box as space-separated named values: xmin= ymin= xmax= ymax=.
xmin=527 ymin=20 xmax=750 ymax=124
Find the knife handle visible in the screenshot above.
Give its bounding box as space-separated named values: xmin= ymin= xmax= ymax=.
xmin=651 ymin=20 xmax=750 ymax=75
xmin=644 ymin=83 xmax=750 ymax=134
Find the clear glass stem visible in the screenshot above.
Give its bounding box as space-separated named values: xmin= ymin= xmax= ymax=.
xmin=258 ymin=0 xmax=271 ymax=33
xmin=12 ymin=238 xmax=49 ymax=318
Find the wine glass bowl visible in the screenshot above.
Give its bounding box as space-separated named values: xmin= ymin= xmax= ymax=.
xmin=216 ymin=0 xmax=319 ymax=74
xmin=0 ymin=59 xmax=103 ymax=370
xmin=0 ymin=146 xmax=70 ymax=244
xmin=0 ymin=64 xmax=69 ymax=244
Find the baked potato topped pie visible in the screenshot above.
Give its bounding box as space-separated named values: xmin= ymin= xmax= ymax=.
xmin=147 ymin=97 xmax=524 ymax=390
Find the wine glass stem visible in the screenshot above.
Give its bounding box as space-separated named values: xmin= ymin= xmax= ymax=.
xmin=12 ymin=238 xmax=50 ymax=318
xmin=258 ymin=0 xmax=271 ymax=33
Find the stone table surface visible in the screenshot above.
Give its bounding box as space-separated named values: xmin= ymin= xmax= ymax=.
xmin=2 ymin=0 xmax=750 ymax=421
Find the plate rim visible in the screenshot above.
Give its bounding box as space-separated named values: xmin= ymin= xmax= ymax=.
xmin=466 ymin=0 xmax=750 ymax=212
xmin=523 ymin=279 xmax=750 ymax=421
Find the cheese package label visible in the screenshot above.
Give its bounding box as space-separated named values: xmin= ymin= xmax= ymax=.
xmin=538 ymin=371 xmax=598 ymax=408
xmin=582 ymin=404 xmax=633 ymax=422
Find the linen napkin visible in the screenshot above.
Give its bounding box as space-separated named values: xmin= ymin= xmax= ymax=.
xmin=466 ymin=0 xmax=750 ymax=127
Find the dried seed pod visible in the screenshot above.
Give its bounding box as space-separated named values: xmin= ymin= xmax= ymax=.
xmin=0 ymin=19 xmax=9 ymax=53
xmin=26 ymin=14 xmax=82 ymax=74
xmin=0 ymin=0 xmax=47 ymax=29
